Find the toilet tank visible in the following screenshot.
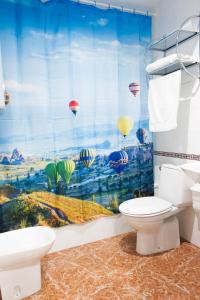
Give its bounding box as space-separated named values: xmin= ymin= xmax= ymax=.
xmin=158 ymin=164 xmax=194 ymax=207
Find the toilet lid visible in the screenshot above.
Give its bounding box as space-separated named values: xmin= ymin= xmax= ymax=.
xmin=119 ymin=197 xmax=173 ymax=217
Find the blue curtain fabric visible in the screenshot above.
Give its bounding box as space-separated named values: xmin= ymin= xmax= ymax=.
xmin=0 ymin=0 xmax=153 ymax=232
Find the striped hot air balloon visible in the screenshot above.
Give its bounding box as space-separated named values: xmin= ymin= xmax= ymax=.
xmin=69 ymin=100 xmax=79 ymax=116
xmin=80 ymin=149 xmax=96 ymax=168
xmin=57 ymin=160 xmax=75 ymax=184
xmin=129 ymin=82 xmax=140 ymax=97
xmin=108 ymin=150 xmax=128 ymax=174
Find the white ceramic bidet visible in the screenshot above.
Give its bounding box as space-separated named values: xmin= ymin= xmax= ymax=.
xmin=0 ymin=226 xmax=55 ymax=300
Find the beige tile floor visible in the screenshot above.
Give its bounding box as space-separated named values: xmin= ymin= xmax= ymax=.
xmin=26 ymin=232 xmax=200 ymax=300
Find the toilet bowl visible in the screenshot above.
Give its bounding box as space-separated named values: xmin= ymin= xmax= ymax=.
xmin=120 ymin=197 xmax=183 ymax=255
xmin=119 ymin=164 xmax=198 ymax=255
xmin=0 ymin=226 xmax=55 ymax=300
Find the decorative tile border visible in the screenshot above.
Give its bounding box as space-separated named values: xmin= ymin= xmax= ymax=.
xmin=154 ymin=151 xmax=200 ymax=161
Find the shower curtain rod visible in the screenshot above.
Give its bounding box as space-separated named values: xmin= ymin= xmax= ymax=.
xmin=40 ymin=0 xmax=155 ymax=16
xmin=73 ymin=0 xmax=155 ymax=16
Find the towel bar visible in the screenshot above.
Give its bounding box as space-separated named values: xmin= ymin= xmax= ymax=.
xmin=176 ymin=14 xmax=200 ymax=80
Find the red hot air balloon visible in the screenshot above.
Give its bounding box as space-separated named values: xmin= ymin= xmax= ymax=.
xmin=69 ymin=100 xmax=79 ymax=116
xmin=129 ymin=82 xmax=140 ymax=97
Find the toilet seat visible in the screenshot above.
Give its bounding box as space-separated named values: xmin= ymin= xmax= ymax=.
xmin=119 ymin=196 xmax=173 ymax=217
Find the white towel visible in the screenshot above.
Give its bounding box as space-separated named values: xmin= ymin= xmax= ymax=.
xmin=148 ymin=70 xmax=181 ymax=132
xmin=0 ymin=43 xmax=5 ymax=109
xmin=146 ymin=54 xmax=197 ymax=75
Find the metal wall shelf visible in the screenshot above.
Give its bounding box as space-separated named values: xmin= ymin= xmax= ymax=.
xmin=147 ymin=15 xmax=200 ymax=79
xmin=148 ymin=30 xmax=198 ymax=52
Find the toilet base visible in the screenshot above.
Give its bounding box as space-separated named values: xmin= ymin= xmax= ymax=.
xmin=136 ymin=216 xmax=180 ymax=255
xmin=0 ymin=262 xmax=41 ymax=300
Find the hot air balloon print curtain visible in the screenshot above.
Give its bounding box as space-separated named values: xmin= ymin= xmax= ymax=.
xmin=0 ymin=0 xmax=153 ymax=232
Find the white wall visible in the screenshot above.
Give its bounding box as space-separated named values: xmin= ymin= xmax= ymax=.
xmin=50 ymin=215 xmax=132 ymax=253
xmin=154 ymin=0 xmax=200 ymax=39
xmin=153 ymin=0 xmax=200 ymax=247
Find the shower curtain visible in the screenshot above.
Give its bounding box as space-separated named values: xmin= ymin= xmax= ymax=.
xmin=0 ymin=0 xmax=153 ymax=232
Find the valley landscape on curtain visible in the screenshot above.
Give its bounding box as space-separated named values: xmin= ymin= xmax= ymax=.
xmin=0 ymin=0 xmax=153 ymax=232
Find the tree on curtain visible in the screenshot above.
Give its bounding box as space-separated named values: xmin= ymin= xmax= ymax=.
xmin=0 ymin=0 xmax=153 ymax=232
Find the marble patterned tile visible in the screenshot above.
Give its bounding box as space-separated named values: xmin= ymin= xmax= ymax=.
xmin=25 ymin=233 xmax=200 ymax=300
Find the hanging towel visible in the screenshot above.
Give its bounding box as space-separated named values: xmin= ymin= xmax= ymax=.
xmin=148 ymin=70 xmax=181 ymax=132
xmin=0 ymin=43 xmax=5 ymax=109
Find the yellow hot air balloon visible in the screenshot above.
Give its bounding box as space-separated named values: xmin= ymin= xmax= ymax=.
xmin=117 ymin=116 xmax=134 ymax=137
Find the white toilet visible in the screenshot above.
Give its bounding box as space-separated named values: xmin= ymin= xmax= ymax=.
xmin=0 ymin=226 xmax=55 ymax=300
xmin=119 ymin=164 xmax=199 ymax=255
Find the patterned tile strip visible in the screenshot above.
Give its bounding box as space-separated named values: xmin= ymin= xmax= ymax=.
xmin=154 ymin=151 xmax=200 ymax=161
